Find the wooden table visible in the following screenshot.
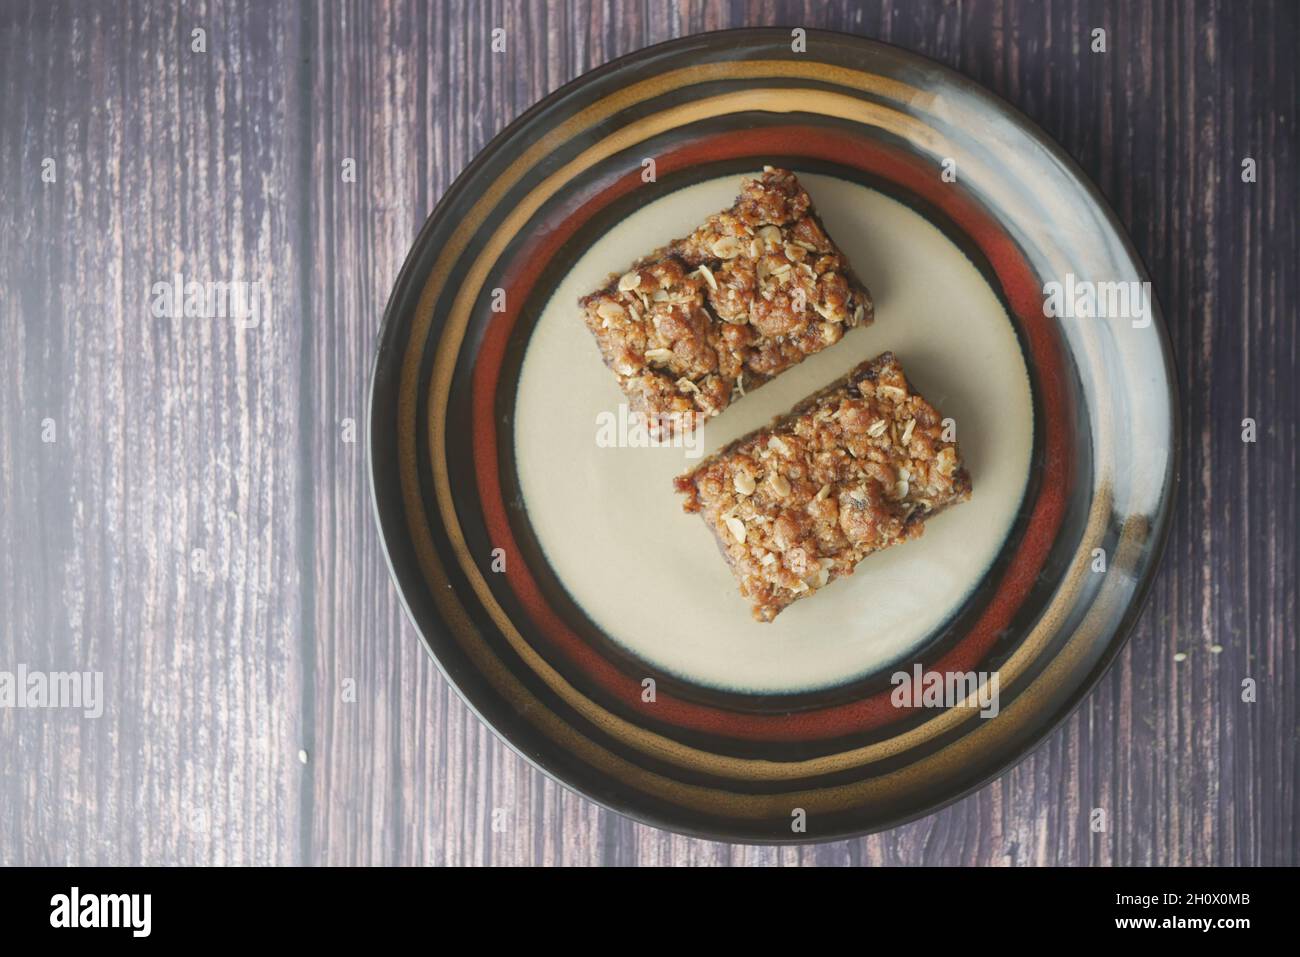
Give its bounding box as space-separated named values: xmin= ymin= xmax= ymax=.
xmin=1 ymin=0 xmax=1294 ymax=866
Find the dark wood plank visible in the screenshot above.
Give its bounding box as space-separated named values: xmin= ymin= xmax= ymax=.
xmin=0 ymin=0 xmax=309 ymax=865
xmin=0 ymin=0 xmax=1294 ymax=866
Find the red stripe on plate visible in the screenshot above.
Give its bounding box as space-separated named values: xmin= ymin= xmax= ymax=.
xmin=466 ymin=125 xmax=1069 ymax=743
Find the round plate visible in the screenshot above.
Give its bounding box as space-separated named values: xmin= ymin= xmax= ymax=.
xmin=369 ymin=28 xmax=1178 ymax=843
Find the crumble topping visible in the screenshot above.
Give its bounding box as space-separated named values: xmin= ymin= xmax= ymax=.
xmin=673 ymin=352 xmax=972 ymax=621
xmin=579 ymin=167 xmax=873 ymax=436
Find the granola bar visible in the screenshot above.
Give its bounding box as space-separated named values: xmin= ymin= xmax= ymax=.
xmin=673 ymin=352 xmax=972 ymax=622
xmin=580 ymin=167 xmax=873 ymax=436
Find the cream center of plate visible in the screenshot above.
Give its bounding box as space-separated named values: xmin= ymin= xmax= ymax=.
xmin=512 ymin=173 xmax=1033 ymax=694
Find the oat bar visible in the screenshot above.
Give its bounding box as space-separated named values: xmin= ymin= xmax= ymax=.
xmin=580 ymin=168 xmax=873 ymax=436
xmin=673 ymin=352 xmax=972 ymax=622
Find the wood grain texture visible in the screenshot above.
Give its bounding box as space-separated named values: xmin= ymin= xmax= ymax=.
xmin=0 ymin=0 xmax=309 ymax=865
xmin=0 ymin=0 xmax=1295 ymax=866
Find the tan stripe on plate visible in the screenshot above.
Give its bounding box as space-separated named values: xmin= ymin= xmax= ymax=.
xmin=396 ymin=62 xmax=1114 ymax=809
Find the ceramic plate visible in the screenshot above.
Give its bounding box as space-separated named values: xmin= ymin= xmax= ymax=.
xmin=369 ymin=29 xmax=1178 ymax=842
